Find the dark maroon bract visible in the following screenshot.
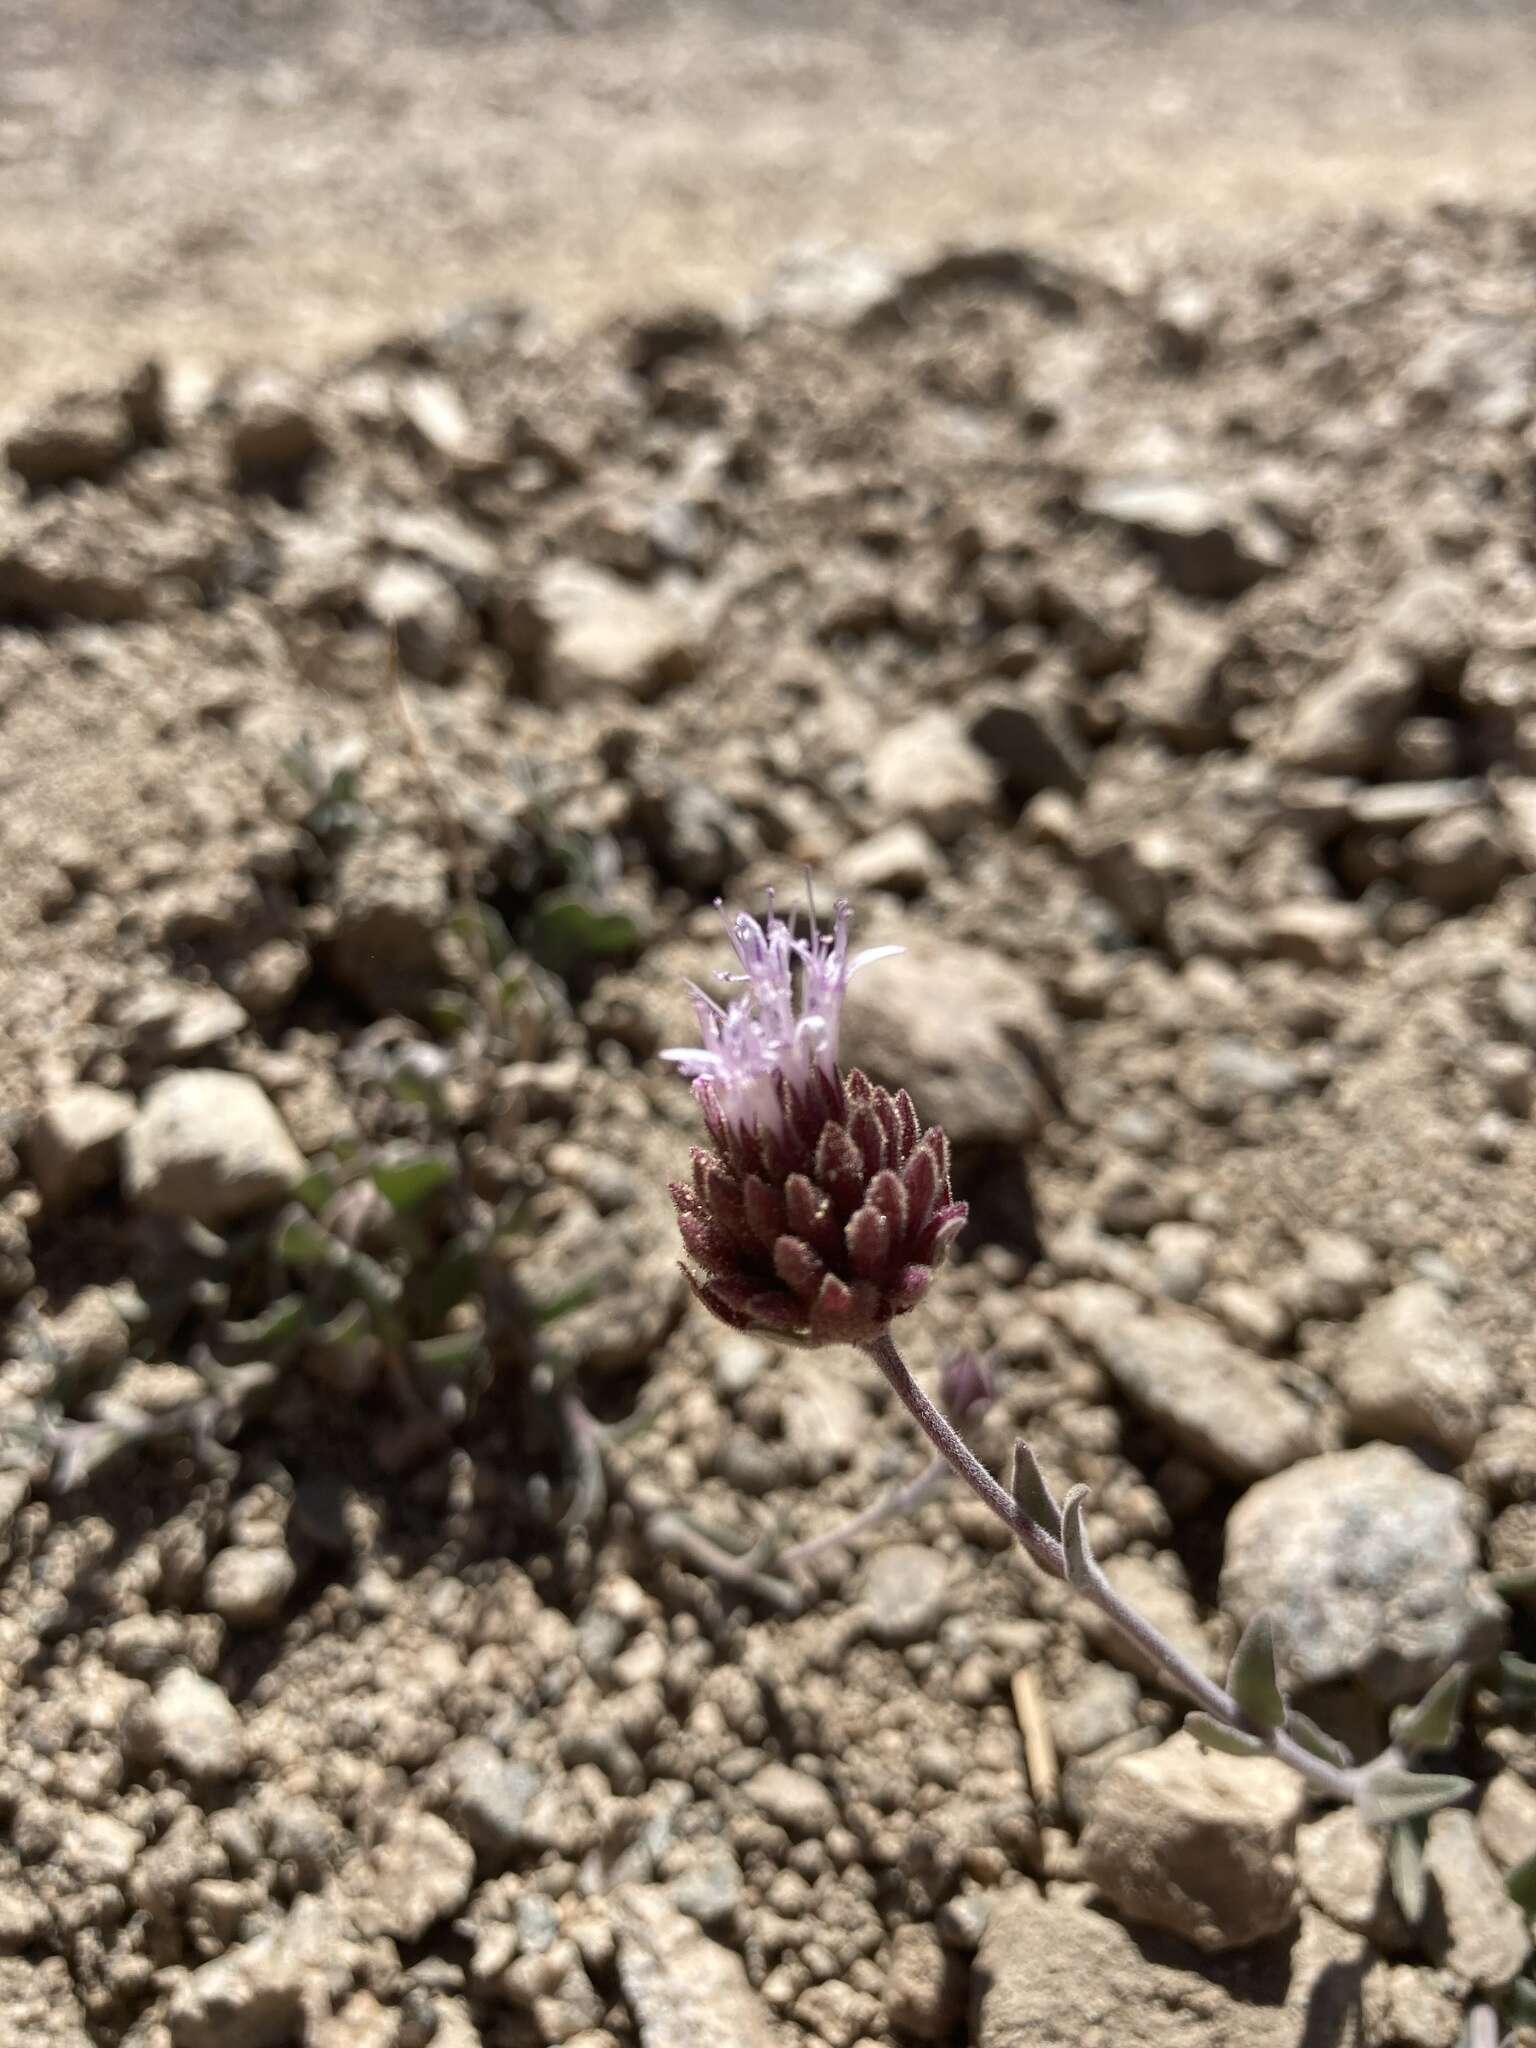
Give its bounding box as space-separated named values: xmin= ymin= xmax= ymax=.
xmin=664 ymin=891 xmax=967 ymax=1346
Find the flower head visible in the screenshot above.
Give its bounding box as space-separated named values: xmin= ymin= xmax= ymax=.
xmin=664 ymin=885 xmax=967 ymax=1347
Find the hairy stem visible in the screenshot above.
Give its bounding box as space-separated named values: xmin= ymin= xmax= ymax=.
xmin=864 ymin=1330 xmax=1360 ymax=1805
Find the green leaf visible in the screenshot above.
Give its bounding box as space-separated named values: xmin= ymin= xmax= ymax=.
xmin=1285 ymin=1710 xmax=1354 ymax=1771
xmin=1186 ymin=1712 xmax=1266 ymax=1758
xmin=1389 ymin=1819 xmax=1428 ymax=1925
xmin=371 ymin=1151 xmax=456 ymax=1214
xmin=423 ymin=1237 xmax=483 ymax=1327
xmin=1500 ymin=1652 xmax=1536 ymax=1714
xmin=311 ymin=1299 xmax=371 ymax=1349
xmin=527 ymin=891 xmax=641 ymax=977
xmin=1360 ymin=1768 xmax=1472 ymax=1827
xmin=1508 ymin=1978 xmax=1536 ymax=2027
xmin=1507 ymin=1848 xmax=1536 ymax=1919
xmin=1060 ymin=1484 xmax=1093 ymax=1589
xmin=1228 ymin=1614 xmax=1286 ymax=1732
xmin=1391 ymin=1666 xmax=1467 ymax=1755
xmin=533 ymin=1278 xmax=598 ymax=1326
xmin=409 ymin=1329 xmax=485 ymax=1376
xmin=219 ymin=1295 xmax=306 ymax=1353
xmin=1009 ymin=1439 xmax=1063 ymax=1541
xmin=294 ymin=1162 xmax=339 ymax=1215
xmin=452 ymin=901 xmax=515 ymax=970
xmin=274 ymin=1208 xmax=334 ymax=1268
xmin=429 ymin=989 xmax=475 ymax=1037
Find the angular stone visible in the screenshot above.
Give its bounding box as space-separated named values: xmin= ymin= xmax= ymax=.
xmin=1478 ymin=1770 xmax=1536 ymax=1873
xmin=534 ymin=559 xmax=703 ymax=701
xmin=1276 ymin=649 xmax=1418 ymax=776
xmin=1221 ymin=1445 xmax=1505 ymax=1704
xmin=973 ymin=1890 xmax=1365 ymax=2048
xmin=443 ymin=1739 xmax=544 ymax=1861
xmin=167 ymin=1894 xmax=353 ymax=2048
xmin=123 ymin=1071 xmax=304 ymax=1224
xmin=1422 ymin=1809 xmax=1532 ymax=1992
xmin=841 ymin=926 xmax=1058 ymax=1150
xmin=1261 ymin=900 xmax=1369 ymax=971
xmin=336 ymin=1810 xmax=474 ymax=1943
xmin=837 ymin=822 xmax=941 ymax=897
xmin=1081 ymin=1731 xmax=1304 ymax=1952
xmin=744 ymin=1763 xmax=837 ymax=1838
xmin=1296 ymin=1806 xmax=1410 ymax=1950
xmin=857 ymin=1544 xmax=953 ymax=1647
xmin=7 ymin=394 xmax=133 ymax=488
xmin=615 ymin=1887 xmax=779 ymax=2048
xmin=1053 ymin=1283 xmax=1314 ymax=1483
xmin=965 ymin=680 xmax=1088 ymax=798
xmin=226 ymin=371 xmax=327 ymax=484
xmin=1082 ymin=476 xmax=1289 ymax=598
xmin=885 ymin=1921 xmax=967 ymax=2041
xmin=363 ymin=557 xmax=474 ymax=682
xmin=129 ymin=1667 xmax=246 ymax=1783
xmin=203 ymin=1545 xmax=298 ymax=1631
xmin=1337 ymin=1282 xmax=1497 ymax=1461
xmin=867 ymin=709 xmax=997 ymax=842
xmin=28 ymin=1083 xmax=135 ymax=1207
xmin=327 ymin=832 xmax=452 ymax=1019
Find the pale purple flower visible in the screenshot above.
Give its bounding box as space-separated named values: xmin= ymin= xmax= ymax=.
xmin=663 ymin=887 xmax=900 ymax=1143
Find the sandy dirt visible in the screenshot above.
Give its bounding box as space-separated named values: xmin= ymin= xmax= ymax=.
xmin=4 ymin=1 xmax=1536 ymax=426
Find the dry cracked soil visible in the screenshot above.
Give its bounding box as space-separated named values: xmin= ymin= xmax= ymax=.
xmin=5 ymin=3 xmax=1536 ymax=2045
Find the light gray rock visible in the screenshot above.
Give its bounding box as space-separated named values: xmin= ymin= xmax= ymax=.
xmin=129 ymin=1667 xmax=246 ymax=1783
xmin=1477 ymin=1769 xmax=1536 ymax=1874
xmin=1423 ymin=1808 xmax=1532 ymax=1991
xmin=1053 ymin=1283 xmax=1314 ymax=1482
xmin=1276 ymin=649 xmax=1418 ymax=775
xmin=972 ymin=1890 xmax=1365 ymax=2047
xmin=1296 ymin=1806 xmax=1410 ymax=1950
xmin=203 ymin=1545 xmax=297 ymax=1631
xmin=327 ymin=831 xmax=452 ymax=1019
xmin=858 ymin=1544 xmax=953 ymax=1647
xmin=842 ymin=925 xmax=1058 ymax=1149
xmin=1082 ymin=1551 xmax=1223 ymax=1687
xmin=123 ymin=1071 xmax=304 ymax=1224
xmin=615 ymin=1887 xmax=779 ymax=2048
xmin=534 ymin=558 xmax=703 ymax=701
xmin=885 ymin=1922 xmax=966 ymax=2042
xmin=336 ymin=1809 xmax=474 ymax=1943
xmin=1081 ymin=1731 xmax=1304 ymax=1951
xmin=1337 ymin=1282 xmax=1496 ymax=1460
xmin=1082 ymin=476 xmax=1289 ymax=599
xmin=363 ymin=556 xmax=474 ymax=682
xmin=1261 ymin=899 xmax=1369 ymax=971
xmin=167 ymin=1894 xmax=353 ymax=2048
xmin=837 ymin=822 xmax=942 ymax=897
xmin=28 ymin=1083 xmax=136 ymax=1207
xmin=867 ymin=709 xmax=997 ymax=843
xmin=443 ymin=1738 xmax=544 ymax=1861
xmin=1220 ymin=1445 xmax=1505 ymax=1704
xmin=744 ymin=1763 xmax=837 ymax=1838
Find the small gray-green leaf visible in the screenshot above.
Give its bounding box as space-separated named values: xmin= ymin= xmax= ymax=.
xmin=1391 ymin=1665 xmax=1467 ymax=1756
xmin=1186 ymin=1712 xmax=1266 ymax=1758
xmin=1060 ymin=1484 xmax=1093 ymax=1589
xmin=1010 ymin=1440 xmax=1063 ymax=1542
xmin=219 ymin=1294 xmax=306 ymax=1354
xmin=1285 ymin=1710 xmax=1354 ymax=1771
xmin=1228 ymin=1613 xmax=1286 ymax=1731
xmin=1508 ymin=1978 xmax=1536 ymax=2026
xmin=1507 ymin=1847 xmax=1536 ymax=1919
xmin=1389 ymin=1820 xmax=1428 ymax=1925
xmin=372 ymin=1151 xmax=456 ymax=1214
xmin=274 ymin=1207 xmax=333 ymax=1267
xmin=409 ymin=1329 xmax=485 ymax=1376
xmin=1360 ymin=1768 xmax=1472 ymax=1827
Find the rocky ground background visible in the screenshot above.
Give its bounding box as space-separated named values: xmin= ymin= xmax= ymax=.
xmin=6 ymin=4 xmax=1536 ymax=2046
